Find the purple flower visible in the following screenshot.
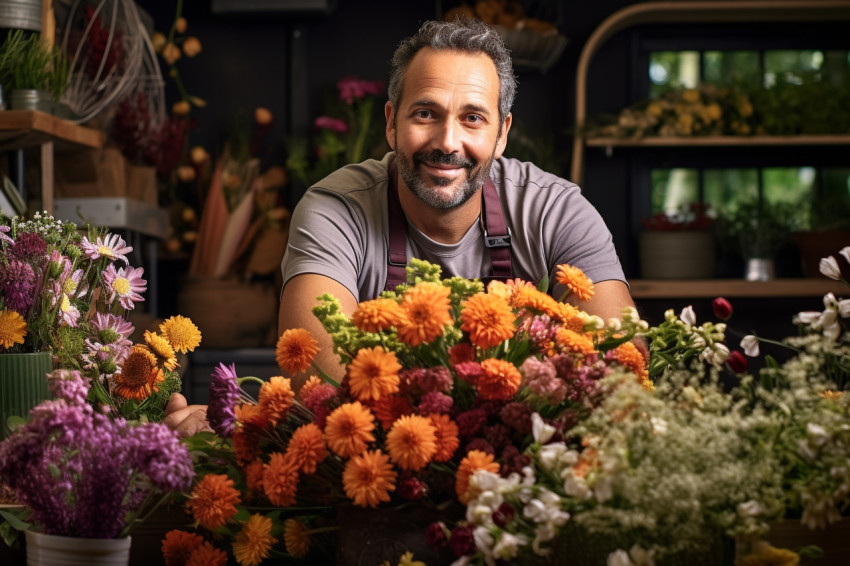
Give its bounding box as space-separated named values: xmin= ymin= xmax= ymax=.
xmin=418 ymin=366 xmax=453 ymax=393
xmin=500 ymin=402 xmax=533 ymax=435
xmin=9 ymin=231 xmax=47 ymax=260
xmin=449 ymin=524 xmax=476 ymax=557
xmin=0 ymin=225 xmax=12 ymax=245
xmin=80 ymin=233 xmax=133 ymax=264
xmin=336 ymin=75 xmax=384 ymax=104
xmin=207 ymin=362 xmax=240 ymax=437
xmin=418 ymin=391 xmax=453 ymax=415
xmin=0 ymin=259 xmax=36 ymax=315
xmin=48 ymin=370 xmax=90 ymax=405
xmin=314 ymin=115 xmax=348 ymax=133
xmin=102 ymin=264 xmax=146 ymax=310
xmin=127 ymin=423 xmax=194 ymax=492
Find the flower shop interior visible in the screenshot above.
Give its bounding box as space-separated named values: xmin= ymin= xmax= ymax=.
xmin=2 ymin=0 xmax=850 ymax=565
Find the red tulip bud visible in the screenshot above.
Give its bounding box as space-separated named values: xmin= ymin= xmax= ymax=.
xmin=712 ymin=297 xmax=733 ymax=320
xmin=726 ymin=350 xmax=748 ymax=374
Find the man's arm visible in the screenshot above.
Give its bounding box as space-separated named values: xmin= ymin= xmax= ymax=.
xmin=566 ymin=279 xmax=636 ymax=322
xmin=278 ymin=273 xmax=358 ymax=390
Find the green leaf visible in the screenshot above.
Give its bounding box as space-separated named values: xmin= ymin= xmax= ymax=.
xmin=0 ymin=507 xmax=31 ymax=531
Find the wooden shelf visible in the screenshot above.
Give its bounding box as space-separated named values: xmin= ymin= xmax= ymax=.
xmin=630 ymin=278 xmax=846 ymax=299
xmin=585 ymin=135 xmax=850 ymax=148
xmin=0 ymin=110 xmax=104 ymax=153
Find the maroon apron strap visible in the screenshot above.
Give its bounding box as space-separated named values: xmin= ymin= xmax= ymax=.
xmin=384 ymin=160 xmax=513 ymax=292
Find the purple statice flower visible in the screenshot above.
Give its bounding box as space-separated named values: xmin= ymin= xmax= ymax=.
xmin=314 ymin=115 xmax=348 ymax=133
xmin=0 ymin=259 xmax=37 ymax=316
xmin=207 ymin=362 xmax=240 ymax=437
xmin=483 ymin=423 xmax=511 ymax=453
xmin=454 ymin=408 xmax=487 ymax=439
xmin=48 ymin=370 xmax=90 ymax=405
xmin=500 ymin=401 xmax=533 ymax=435
xmin=521 ymin=357 xmax=568 ymax=405
xmin=337 ymin=76 xmax=383 ymax=104
xmin=8 ymin=231 xmax=47 ymax=260
xmin=465 ymin=438 xmax=494 ymax=455
xmin=80 ymin=233 xmax=133 ymax=264
xmin=418 ymin=391 xmax=453 ymax=415
xmin=101 ymin=264 xmax=146 ymax=310
xmin=0 ymin=225 xmax=12 ymax=245
xmin=399 ymin=367 xmax=427 ymax=394
xmin=418 ymin=366 xmax=453 ymax=394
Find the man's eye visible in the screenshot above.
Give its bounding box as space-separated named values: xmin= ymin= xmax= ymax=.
xmin=414 ymin=110 xmax=432 ymax=119
xmin=467 ymin=114 xmax=483 ymax=123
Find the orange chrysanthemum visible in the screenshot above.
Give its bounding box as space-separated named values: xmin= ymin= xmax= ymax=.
xmin=245 ymin=458 xmax=266 ymax=492
xmin=159 ymin=315 xmax=202 ymax=353
xmin=460 ymin=292 xmax=517 ymax=349
xmin=0 ymin=308 xmax=26 ymax=349
xmin=237 ymin=403 xmax=269 ymax=429
xmin=820 ymin=390 xmax=844 ymax=402
xmin=611 ymin=341 xmax=650 ymax=386
xmin=263 ymin=452 xmax=299 ymax=507
xmin=298 ymin=375 xmax=324 ymax=403
xmin=342 ymin=449 xmax=397 ymax=508
xmin=186 ymin=542 xmax=228 ymax=566
xmin=144 ymin=330 xmax=178 ymax=371
xmin=485 ymin=280 xmax=513 ymax=301
xmin=385 ymin=414 xmax=437 ymax=471
xmin=232 ymin=514 xmax=277 ymax=566
xmin=286 ymin=423 xmax=328 ymax=474
xmin=554 ymin=327 xmax=597 ymax=357
xmin=510 ymin=285 xmax=559 ymax=315
xmin=456 ymin=450 xmax=499 ymax=504
xmin=161 ymin=530 xmax=204 ymax=566
xmin=396 ymin=282 xmax=453 ymax=346
xmin=324 ymin=402 xmax=376 ymax=458
xmin=233 ymin=427 xmax=262 ymax=463
xmin=429 ymin=413 xmax=460 ymax=462
xmin=186 ymin=474 xmax=241 ymax=530
xmin=351 ymin=298 xmax=405 ymax=332
xmin=550 ymin=301 xmax=586 ymax=332
xmin=368 ymin=394 xmax=415 ymax=430
xmin=347 ymin=346 xmax=401 ymax=402
xmin=275 ymin=328 xmax=319 ymax=375
xmin=477 ymin=358 xmax=522 ymax=401
xmin=555 ymin=264 xmax=595 ymax=301
xmin=258 ymin=376 xmax=295 ymax=424
xmin=283 ymin=517 xmax=311 ymax=557
xmin=113 ymin=345 xmax=162 ymax=400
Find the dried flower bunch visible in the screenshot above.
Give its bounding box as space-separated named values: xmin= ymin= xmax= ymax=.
xmin=0 ymin=369 xmax=194 ymax=539
xmin=0 ymin=212 xmax=201 ymax=422
xmin=163 ymin=259 xmax=654 ymax=564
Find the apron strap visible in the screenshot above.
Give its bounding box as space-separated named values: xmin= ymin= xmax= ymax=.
xmin=384 ymin=159 xmax=513 ymax=292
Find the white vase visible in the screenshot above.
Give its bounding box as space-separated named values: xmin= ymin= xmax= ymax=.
xmin=25 ymin=531 xmax=131 ymax=566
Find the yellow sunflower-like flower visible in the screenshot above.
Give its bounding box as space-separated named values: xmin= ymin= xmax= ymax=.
xmin=385 ymin=414 xmax=437 ymax=471
xmin=275 ymin=328 xmax=319 ymax=375
xmin=347 ymin=346 xmax=401 ymax=402
xmin=232 ymin=514 xmax=277 ymax=566
xmin=283 ymin=518 xmax=311 ymax=557
xmin=555 ymin=264 xmax=595 ymax=301
xmin=351 ymin=298 xmax=405 ymax=333
xmin=144 ymin=330 xmax=178 ymax=371
xmin=113 ymin=345 xmax=162 ymax=400
xmin=396 ymin=282 xmax=453 ymax=346
xmin=159 ymin=315 xmax=201 ymax=353
xmin=0 ymin=308 xmax=26 ymax=350
xmin=460 ymin=292 xmax=516 ymax=349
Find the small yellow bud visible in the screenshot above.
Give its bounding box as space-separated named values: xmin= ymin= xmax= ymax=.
xmin=182 ymin=207 xmax=197 ymax=223
xmin=162 ymin=43 xmax=181 ymax=64
xmin=172 ymin=100 xmax=191 ymax=116
xmin=177 ymin=165 xmax=196 ymax=183
xmin=182 ymin=37 xmax=202 ymax=58
xmin=175 ymin=17 xmax=187 ymax=34
xmin=152 ymin=32 xmax=167 ymax=53
xmin=164 ymin=237 xmax=182 ymax=254
xmin=182 ymin=230 xmax=197 ymax=244
xmin=254 ymin=106 xmax=273 ymax=125
xmin=190 ymin=146 xmax=209 ymax=165
xmin=224 ymin=174 xmax=242 ymax=191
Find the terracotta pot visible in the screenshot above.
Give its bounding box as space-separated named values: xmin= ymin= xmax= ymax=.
xmin=25 ymin=531 xmax=131 ymax=566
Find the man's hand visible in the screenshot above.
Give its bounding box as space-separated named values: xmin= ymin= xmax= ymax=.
xmin=163 ymin=393 xmax=212 ymax=437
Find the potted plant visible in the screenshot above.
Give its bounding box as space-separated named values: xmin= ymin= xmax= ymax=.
xmin=639 ymin=202 xmax=716 ymax=279
xmin=0 ymin=29 xmax=69 ymax=113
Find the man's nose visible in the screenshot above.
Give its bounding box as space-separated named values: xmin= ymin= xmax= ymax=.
xmin=433 ymin=119 xmax=462 ymax=154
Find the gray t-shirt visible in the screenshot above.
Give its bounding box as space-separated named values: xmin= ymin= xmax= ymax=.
xmin=281 ymin=152 xmax=625 ymax=301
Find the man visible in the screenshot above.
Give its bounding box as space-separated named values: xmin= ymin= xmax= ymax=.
xmin=165 ymin=18 xmax=634 ymax=434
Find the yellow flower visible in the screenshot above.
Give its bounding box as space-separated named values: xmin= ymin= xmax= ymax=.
xmin=172 ymin=100 xmax=190 ymax=116
xmin=182 ymin=37 xmax=202 ymax=57
xmin=398 ymin=551 xmax=426 ymax=566
xmin=739 ymin=541 xmax=799 ymax=566
xmin=283 ymin=518 xmax=310 ymax=557
xmin=159 ymin=315 xmax=201 ymax=353
xmin=232 ymin=514 xmax=277 ymax=566
xmin=144 ymin=330 xmax=178 ymax=371
xmin=0 ymin=309 xmax=27 ymax=349
xmin=162 ymin=43 xmax=181 ymax=64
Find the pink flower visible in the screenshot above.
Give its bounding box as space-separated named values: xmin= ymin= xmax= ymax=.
xmin=314 ymin=116 xmax=348 ymax=133
xmin=418 ymin=366 xmax=453 ymax=393
xmin=102 ymin=264 xmax=146 ymax=310
xmin=417 ymin=391 xmax=453 ymax=415
xmin=81 ymin=233 xmax=133 ymax=265
xmin=337 ymin=76 xmax=384 ymax=104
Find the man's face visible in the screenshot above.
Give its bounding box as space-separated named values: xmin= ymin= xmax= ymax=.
xmin=386 ymin=48 xmax=511 ymax=210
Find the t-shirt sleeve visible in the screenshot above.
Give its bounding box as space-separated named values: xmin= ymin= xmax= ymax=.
xmin=280 ymin=187 xmax=366 ymax=299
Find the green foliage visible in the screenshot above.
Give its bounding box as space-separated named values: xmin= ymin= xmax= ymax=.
xmin=715 ymin=197 xmax=805 ymax=259
xmin=0 ymin=30 xmax=69 ymax=99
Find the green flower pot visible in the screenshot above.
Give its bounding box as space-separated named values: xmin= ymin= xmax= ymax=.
xmin=0 ymin=352 xmax=53 ymax=439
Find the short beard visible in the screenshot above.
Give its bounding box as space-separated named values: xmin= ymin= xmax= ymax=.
xmin=395 ymin=145 xmax=495 ymax=210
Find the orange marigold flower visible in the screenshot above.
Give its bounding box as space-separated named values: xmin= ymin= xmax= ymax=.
xmin=429 ymin=413 xmax=460 ymax=462
xmin=283 ymin=517 xmax=311 ymax=557
xmin=232 ymin=514 xmax=277 ymax=566
xmin=258 ymin=376 xmax=295 ymax=424
xmin=611 ymin=341 xmax=650 ymax=385
xmin=161 ymin=530 xmax=203 ymax=566
xmin=324 ymin=402 xmax=376 ymax=458
xmin=275 ymin=328 xmax=319 ymax=375
xmin=351 ymin=298 xmax=405 ymax=332
xmin=343 ymin=449 xmax=397 ymax=508
xmin=550 ymin=301 xmax=586 ymax=331
xmin=113 ymin=345 xmax=161 ymax=400
xmin=477 ymin=358 xmax=522 ymax=401
xmin=237 ymin=403 xmax=269 ymax=430
xmin=396 ymin=282 xmax=452 ymax=346
xmin=245 ymin=458 xmax=265 ymax=492
xmin=186 ymin=542 xmax=228 ymax=566
xmin=820 ymin=390 xmax=844 ymax=402
xmin=573 ymin=447 xmax=599 ymax=479
xmin=286 ymin=423 xmax=328 ymax=474
xmin=456 ymin=450 xmax=499 ymax=504
xmin=369 ymin=395 xmax=415 ymax=430
xmin=347 ymin=346 xmax=401 ymax=402
xmin=298 ymin=375 xmax=324 ymax=402
xmin=460 ymin=292 xmax=516 ymax=349
xmin=554 ymin=327 xmax=597 ymax=357
xmin=511 ymin=285 xmax=559 ymax=315
xmin=263 ymin=452 xmax=299 ymax=507
xmin=187 ymin=474 xmax=241 ymax=530
xmin=555 ymin=264 xmax=594 ymax=301
xmin=233 ymin=427 xmax=262 ymax=463
xmin=386 ymin=414 xmax=437 ymax=471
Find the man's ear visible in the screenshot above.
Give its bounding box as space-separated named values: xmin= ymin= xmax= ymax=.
xmin=385 ymin=101 xmax=396 ymax=150
xmin=494 ymin=113 xmax=512 ymax=159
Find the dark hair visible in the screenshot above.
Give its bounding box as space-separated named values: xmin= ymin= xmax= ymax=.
xmin=388 ymin=18 xmax=517 ymax=126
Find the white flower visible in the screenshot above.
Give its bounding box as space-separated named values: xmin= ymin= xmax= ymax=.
xmin=795 ymin=311 xmax=821 ymax=325
xmin=523 ymin=498 xmax=547 ymax=522
xmin=839 ymin=299 xmax=850 ymax=318
xmin=740 ymin=335 xmax=760 ymax=357
xmin=819 ymin=256 xmax=842 ymax=280
xmin=492 ymin=532 xmax=527 ymax=560
xmin=532 ymin=413 xmax=555 ymax=445
xmin=538 ymin=443 xmax=568 ymax=471
xmin=680 ymin=305 xmax=696 ymax=326
xmin=473 ymin=527 xmax=496 ymax=566
xmin=467 ymin=503 xmax=494 ymax=526
xmin=628 ymin=545 xmax=656 ymax=566
xmin=608 ymin=550 xmax=634 ymax=566
xmin=840 ymin=246 xmax=850 ymax=265
xmin=562 ymin=472 xmax=592 ymax=501
xmin=807 ymin=423 xmax=830 ymax=447
xmin=607 ymin=318 xmax=622 ymax=332
xmin=472 ymin=470 xmax=502 ymax=494
xmin=737 ymin=500 xmax=765 ymax=517
xmin=650 ymin=417 xmax=668 ymax=434
xmin=823 ymin=322 xmax=841 ymax=342
xmin=585 ymin=315 xmax=605 ymax=331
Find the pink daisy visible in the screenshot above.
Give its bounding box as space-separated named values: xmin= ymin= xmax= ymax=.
xmin=102 ymin=264 xmax=146 ymax=310
xmin=81 ymin=233 xmax=133 ymax=264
